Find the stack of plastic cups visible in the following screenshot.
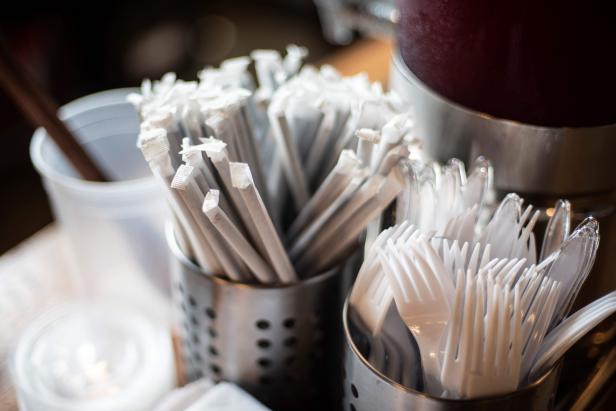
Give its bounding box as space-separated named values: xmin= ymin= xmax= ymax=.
xmin=29 ymin=89 xmax=170 ymax=322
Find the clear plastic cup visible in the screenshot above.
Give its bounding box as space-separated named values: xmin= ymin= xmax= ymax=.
xmin=30 ymin=89 xmax=170 ymax=322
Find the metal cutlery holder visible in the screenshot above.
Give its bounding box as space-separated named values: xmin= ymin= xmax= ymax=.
xmin=342 ymin=301 xmax=562 ymax=411
xmin=168 ymin=229 xmax=349 ymax=410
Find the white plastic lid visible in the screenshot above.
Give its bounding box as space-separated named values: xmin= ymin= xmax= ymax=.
xmin=12 ymin=301 xmax=175 ymax=411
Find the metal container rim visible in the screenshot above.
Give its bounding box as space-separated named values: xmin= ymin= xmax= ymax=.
xmin=392 ymin=51 xmax=616 ymax=133
xmin=342 ymin=298 xmax=559 ymax=404
xmin=166 ymin=222 xmax=339 ymax=291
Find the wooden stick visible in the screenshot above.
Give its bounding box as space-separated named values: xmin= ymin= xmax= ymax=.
xmin=203 ymin=190 xmax=275 ymax=284
xmin=0 ymin=39 xmax=107 ymax=181
xmin=230 ymin=162 xmax=298 ymax=284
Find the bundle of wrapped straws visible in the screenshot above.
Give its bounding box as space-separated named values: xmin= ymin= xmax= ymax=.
xmin=129 ymin=45 xmax=420 ymax=284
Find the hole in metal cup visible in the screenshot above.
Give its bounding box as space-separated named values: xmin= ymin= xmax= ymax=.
xmin=256 ymin=319 xmax=271 ymax=330
xmin=257 ymin=339 xmax=271 ymax=349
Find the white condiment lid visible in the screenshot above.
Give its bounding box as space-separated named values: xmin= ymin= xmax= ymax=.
xmin=11 ymin=300 xmax=175 ymax=411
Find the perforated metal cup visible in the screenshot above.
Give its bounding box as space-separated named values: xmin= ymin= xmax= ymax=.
xmin=342 ymin=300 xmax=562 ymax=411
xmin=168 ymin=228 xmax=349 ymax=411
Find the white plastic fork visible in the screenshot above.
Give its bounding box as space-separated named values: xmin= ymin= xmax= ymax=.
xmin=439 ymin=269 xmax=474 ymax=398
xmin=380 ymin=241 xmax=451 ymax=395
xmin=349 ymin=221 xmax=419 ymax=335
xmin=512 ymin=205 xmax=540 ymax=264
xmin=437 ymin=239 xmax=492 ymax=285
xmin=463 ymin=280 xmax=522 ymax=398
xmin=480 ymin=193 xmax=541 ymax=265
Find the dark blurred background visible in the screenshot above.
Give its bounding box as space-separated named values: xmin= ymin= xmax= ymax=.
xmin=0 ymin=0 xmax=340 ymax=253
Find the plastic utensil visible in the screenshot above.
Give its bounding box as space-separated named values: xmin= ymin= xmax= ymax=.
xmin=539 ymin=199 xmax=571 ymax=261
xmin=529 ymin=291 xmax=616 ymax=382
xmin=545 ymin=217 xmax=600 ymax=328
xmin=349 ymin=221 xmax=418 ymax=335
xmin=380 ymin=239 xmax=451 ymax=394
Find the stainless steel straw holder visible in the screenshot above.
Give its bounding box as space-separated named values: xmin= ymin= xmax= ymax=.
xmin=168 ymin=228 xmax=348 ymax=410
xmin=342 ymin=301 xmax=562 ymax=411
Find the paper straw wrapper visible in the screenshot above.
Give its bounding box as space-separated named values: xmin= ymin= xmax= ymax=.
xmin=203 ymin=190 xmax=274 ymax=284
xmin=171 ymin=165 xmax=248 ymax=282
xmin=230 ymin=162 xmax=298 ymax=283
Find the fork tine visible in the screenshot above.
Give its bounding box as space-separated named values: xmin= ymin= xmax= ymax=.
xmin=495 ymin=286 xmax=513 ymax=374
xmin=408 ymin=242 xmax=439 ymax=301
xmin=484 ymin=278 xmax=499 ymax=374
xmin=441 ymin=268 xmax=465 ymax=391
xmin=503 ymin=259 xmax=527 ymax=288
xmin=379 ymin=249 xmax=409 ymax=304
xmin=371 ymin=271 xmax=389 ymax=304
xmin=515 ymin=209 xmax=540 ymax=259
xmin=467 ymin=242 xmax=481 ymax=276
xmin=401 ymin=227 xmax=422 ymax=247
xmin=458 ymin=270 xmax=476 ymax=392
xmin=495 ymin=258 xmax=519 ymax=282
xmin=490 ymin=258 xmax=508 ymax=278
xmin=390 ymin=243 xmax=423 ymax=302
xmin=517 ymin=205 xmax=533 ymax=236
xmin=459 ymin=241 xmax=469 ymax=265
xmin=521 ymin=281 xmax=561 ymax=378
xmin=398 ymin=245 xmax=431 ymax=302
xmin=528 ymin=233 xmax=537 ymax=265
xmin=399 ymin=223 xmax=417 ymax=243
xmin=443 ymin=215 xmax=458 ymax=240
xmin=442 ymin=238 xmax=453 ymax=273
xmin=471 ymin=274 xmax=485 ymax=373
xmin=479 ymin=243 xmax=491 ymax=269
xmin=419 ymin=237 xmax=455 ymax=301
xmin=367 ymin=267 xmax=386 ymax=299
xmin=510 ymin=284 xmax=523 ymax=382
xmin=477 ymin=257 xmax=499 ymax=278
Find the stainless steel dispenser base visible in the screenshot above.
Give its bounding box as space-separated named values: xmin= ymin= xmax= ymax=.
xmin=389 ymin=52 xmax=616 ymax=197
